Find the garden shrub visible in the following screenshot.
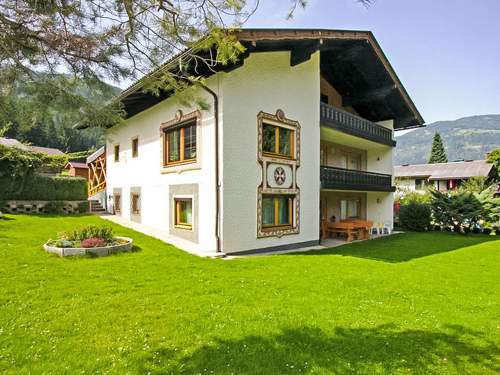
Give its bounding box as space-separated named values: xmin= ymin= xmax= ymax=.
xmin=0 ymin=175 xmax=87 ymax=201
xmin=399 ymin=201 xmax=431 ymax=232
xmin=44 ymin=201 xmax=65 ymax=214
xmin=430 ymin=190 xmax=484 ymax=233
xmin=77 ymin=201 xmax=90 ymax=213
xmin=62 ymin=225 xmax=113 ymax=242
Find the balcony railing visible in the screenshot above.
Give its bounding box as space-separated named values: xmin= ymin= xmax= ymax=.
xmin=320 ymin=103 xmax=396 ymax=146
xmin=320 ymin=166 xmax=395 ymax=192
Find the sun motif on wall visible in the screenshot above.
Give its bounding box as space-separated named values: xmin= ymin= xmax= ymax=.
xmin=274 ymin=166 xmax=286 ymax=185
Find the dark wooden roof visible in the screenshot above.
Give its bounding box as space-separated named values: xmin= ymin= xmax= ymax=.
xmin=93 ymin=29 xmax=424 ymax=130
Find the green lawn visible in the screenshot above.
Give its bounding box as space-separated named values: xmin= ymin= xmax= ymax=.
xmin=0 ymin=215 xmax=499 ymax=374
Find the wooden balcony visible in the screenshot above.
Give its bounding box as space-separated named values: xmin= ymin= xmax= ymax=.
xmin=320 ymin=103 xmax=396 ymax=147
xmin=320 ymin=166 xmax=395 ymax=192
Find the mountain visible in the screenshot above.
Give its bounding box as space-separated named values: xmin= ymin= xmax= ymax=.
xmin=394 ymin=115 xmax=500 ymax=165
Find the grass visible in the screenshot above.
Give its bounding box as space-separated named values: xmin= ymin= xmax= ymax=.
xmin=0 ymin=214 xmax=499 ymax=374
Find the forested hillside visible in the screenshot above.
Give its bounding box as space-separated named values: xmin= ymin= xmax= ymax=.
xmin=394 ymin=115 xmax=500 ymax=165
xmin=0 ymin=79 xmax=120 ymax=153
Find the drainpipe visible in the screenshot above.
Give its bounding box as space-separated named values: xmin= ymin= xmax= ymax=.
xmin=199 ymin=83 xmax=222 ymax=254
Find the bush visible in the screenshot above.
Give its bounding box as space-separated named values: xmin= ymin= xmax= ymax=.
xmin=77 ymin=201 xmax=90 ymax=213
xmin=430 ymin=190 xmax=484 ymax=233
xmin=0 ymin=175 xmax=87 ymax=201
xmin=61 ymin=225 xmax=113 ymax=242
xmin=399 ymin=201 xmax=431 ymax=232
xmin=44 ymin=201 xmax=65 ymax=214
xmin=397 ymin=191 xmax=431 ymax=205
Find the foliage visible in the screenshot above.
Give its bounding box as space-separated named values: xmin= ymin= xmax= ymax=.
xmin=54 ymin=239 xmax=74 ymax=248
xmin=428 ymin=132 xmax=448 ymax=164
xmin=459 ymin=176 xmax=492 ymax=193
xmin=430 ymin=190 xmax=485 ymax=233
xmin=81 ymin=237 xmax=106 ymax=248
xmin=61 ymin=225 xmax=114 ymax=242
xmin=77 ymin=201 xmax=90 ymax=214
xmin=43 ymin=201 xmax=65 ymax=214
xmin=487 ymin=147 xmax=500 ymax=178
xmin=0 ymin=215 xmax=499 ymax=373
xmin=0 ymin=0 xmax=310 ymax=130
xmin=473 ymin=187 xmax=500 ymax=228
xmin=0 ymin=174 xmax=87 ymax=201
xmin=396 ymin=191 xmax=431 ymax=205
xmin=399 ymin=201 xmax=432 ymax=232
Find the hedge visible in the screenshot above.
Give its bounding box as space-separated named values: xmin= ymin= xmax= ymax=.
xmin=0 ymin=175 xmax=87 ymax=201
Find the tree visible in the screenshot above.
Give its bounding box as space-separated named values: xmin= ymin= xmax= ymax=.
xmin=0 ymin=0 xmax=373 ymax=133
xmin=430 ymin=190 xmax=484 ymax=233
xmin=487 ymin=147 xmax=500 ymax=179
xmin=428 ymin=132 xmax=448 ymax=164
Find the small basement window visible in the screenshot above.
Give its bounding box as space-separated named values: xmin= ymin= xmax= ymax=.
xmin=114 ymin=194 xmax=121 ymax=214
xmin=114 ymin=144 xmax=120 ymax=162
xmin=132 ymin=137 xmax=139 ymax=158
xmin=262 ymin=194 xmax=294 ymax=229
xmin=131 ymin=193 xmax=140 ymax=215
xmin=174 ymin=198 xmax=193 ymax=229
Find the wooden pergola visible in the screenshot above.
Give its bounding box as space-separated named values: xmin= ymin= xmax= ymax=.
xmin=87 ymin=147 xmax=106 ymax=197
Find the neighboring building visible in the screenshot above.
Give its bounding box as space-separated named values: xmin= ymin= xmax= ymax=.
xmin=0 ymin=137 xmax=64 ymax=156
xmin=78 ymin=29 xmax=424 ymax=255
xmin=64 ymin=162 xmax=89 ymax=179
xmin=395 ymin=160 xmax=495 ymax=192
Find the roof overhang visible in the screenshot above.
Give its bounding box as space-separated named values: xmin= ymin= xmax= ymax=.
xmin=78 ymin=28 xmax=424 ymax=130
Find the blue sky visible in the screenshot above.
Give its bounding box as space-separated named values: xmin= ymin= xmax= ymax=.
xmin=245 ymin=0 xmax=500 ymax=124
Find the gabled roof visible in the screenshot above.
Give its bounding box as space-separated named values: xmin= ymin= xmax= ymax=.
xmin=84 ymin=28 xmax=423 ymax=130
xmin=65 ymin=162 xmax=88 ymax=169
xmin=86 ymin=146 xmax=105 ymax=164
xmin=395 ymin=160 xmax=494 ymax=180
xmin=0 ymin=137 xmax=64 ymax=155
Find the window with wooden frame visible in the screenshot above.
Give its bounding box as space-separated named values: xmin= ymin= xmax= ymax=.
xmin=114 ymin=145 xmax=120 ymax=162
xmin=131 ymin=193 xmax=140 ymax=215
xmin=262 ymin=194 xmax=294 ymax=229
xmin=114 ymin=194 xmax=121 ymax=214
xmin=340 ymin=199 xmax=360 ymax=220
xmin=131 ymin=137 xmax=139 ymax=158
xmin=163 ymin=121 xmax=197 ymax=166
xmin=174 ymin=198 xmax=193 ymax=229
xmin=262 ymin=123 xmax=295 ymax=159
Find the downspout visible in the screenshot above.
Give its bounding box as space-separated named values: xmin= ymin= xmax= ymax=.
xmin=199 ymin=82 xmax=222 ymax=254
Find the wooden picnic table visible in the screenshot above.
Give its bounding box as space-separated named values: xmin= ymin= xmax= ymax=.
xmin=322 ymin=219 xmax=373 ymax=242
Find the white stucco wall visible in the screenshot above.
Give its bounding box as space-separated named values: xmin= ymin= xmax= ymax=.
xmin=220 ymin=51 xmax=321 ymax=253
xmin=105 ymin=78 xmax=220 ymax=254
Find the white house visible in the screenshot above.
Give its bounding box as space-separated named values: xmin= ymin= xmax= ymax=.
xmin=395 ymin=159 xmax=495 ymax=193
xmin=81 ymin=29 xmax=424 ymax=256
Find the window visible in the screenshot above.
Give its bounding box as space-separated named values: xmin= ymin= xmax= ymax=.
xmin=132 ymin=137 xmax=139 ymax=158
xmin=340 ymin=199 xmax=360 ymax=220
xmin=415 ymin=179 xmax=423 ymax=190
xmin=262 ymin=195 xmax=294 ymax=228
xmin=262 ymin=123 xmax=294 ymax=159
xmin=341 ymin=152 xmax=361 ymax=170
xmin=114 ymin=194 xmax=121 ymax=214
xmin=131 ymin=193 xmax=140 ymax=215
xmin=164 ymin=121 xmax=197 ymax=166
xmin=114 ymin=145 xmax=120 ymax=162
xmin=174 ymin=198 xmax=193 ymax=229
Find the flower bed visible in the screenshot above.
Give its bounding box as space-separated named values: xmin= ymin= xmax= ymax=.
xmin=43 ymin=225 xmax=133 ymax=257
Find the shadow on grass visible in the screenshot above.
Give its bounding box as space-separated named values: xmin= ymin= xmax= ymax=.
xmin=291 ymin=233 xmax=498 ymax=263
xmin=137 ymin=324 xmax=499 ymax=374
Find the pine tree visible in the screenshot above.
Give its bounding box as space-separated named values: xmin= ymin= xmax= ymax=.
xmin=428 ymin=132 xmax=448 ymax=164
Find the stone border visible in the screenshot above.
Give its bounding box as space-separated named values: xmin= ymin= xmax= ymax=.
xmin=43 ymin=237 xmax=134 ymax=257
xmin=2 ymin=200 xmax=88 ymax=215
